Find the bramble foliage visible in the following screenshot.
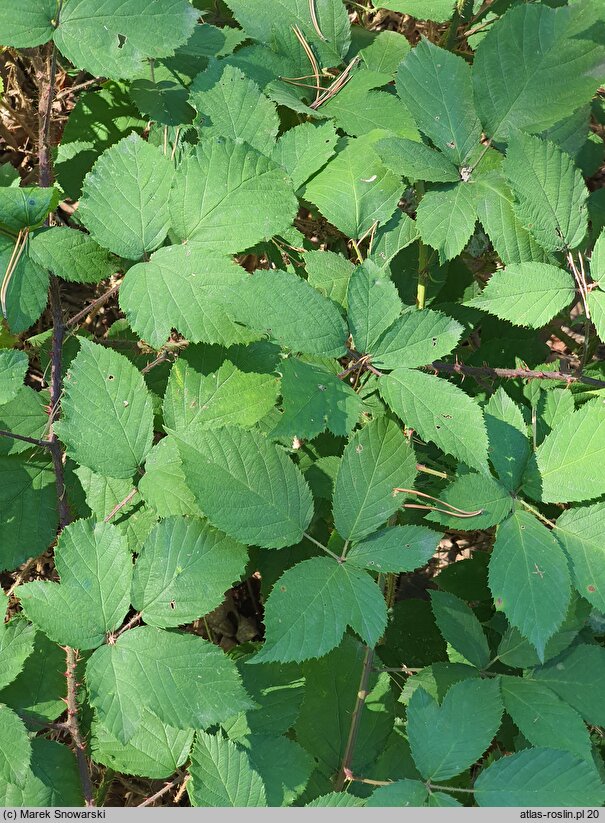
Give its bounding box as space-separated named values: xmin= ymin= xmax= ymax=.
xmin=1 ymin=0 xmax=605 ymax=808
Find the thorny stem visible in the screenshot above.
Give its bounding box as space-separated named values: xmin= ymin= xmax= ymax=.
xmin=66 ymin=281 xmax=121 ymax=327
xmin=37 ymin=12 xmax=95 ymax=806
xmin=430 ymin=360 xmax=605 ymax=390
xmin=0 ymin=430 xmax=50 ymax=448
xmin=65 ymin=647 xmax=95 ymax=806
xmin=138 ymin=773 xmax=187 ymax=807
xmin=334 ymin=644 xmax=375 ymax=791
xmin=116 ymin=611 xmax=143 ymax=638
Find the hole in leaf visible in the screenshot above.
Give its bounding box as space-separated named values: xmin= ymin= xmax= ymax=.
xmin=117 ymin=33 xmax=127 ymax=49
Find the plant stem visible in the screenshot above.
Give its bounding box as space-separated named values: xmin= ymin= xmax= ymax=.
xmin=65 ymin=647 xmax=95 ymax=806
xmin=138 ymin=773 xmax=187 ymax=807
xmin=103 ymin=488 xmax=138 ymax=522
xmin=303 ymin=531 xmax=342 ymax=561
xmin=430 ymin=360 xmax=605 ymax=390
xmin=334 ymin=644 xmax=375 ymax=790
xmin=0 ymin=430 xmax=50 ymax=448
xmin=66 ymin=281 xmax=121 ymax=327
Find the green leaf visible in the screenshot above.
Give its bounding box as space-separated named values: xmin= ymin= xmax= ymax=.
xmin=0 ymin=349 xmax=27 ymax=405
xmin=427 ymin=472 xmax=513 ymax=531
xmin=78 ymin=134 xmax=173 ymax=260
xmin=295 ymin=636 xmax=394 ymax=775
xmin=253 ymin=557 xmax=387 ymax=663
xmin=191 ymin=65 xmax=278 ymax=156
xmin=15 ymin=738 xmax=83 ymax=807
xmin=120 ymin=246 xmax=253 ymax=350
xmin=169 ymin=138 xmax=298 ymax=250
xmin=138 ymin=437 xmax=201 ymax=517
xmin=18 ymin=519 xmax=132 ymax=650
xmin=474 ymin=748 xmax=604 ymax=807
xmin=504 ymin=131 xmax=588 ymax=252
xmin=347 ymin=525 xmax=440 ymax=574
xmin=247 ymin=735 xmax=313 ymax=806
xmin=173 ymin=425 xmax=313 ymax=549
xmin=397 ymin=39 xmax=480 ymax=164
xmin=303 ymin=134 xmax=404 ymax=240
xmin=0 ymin=0 xmax=55 ymax=48
xmin=0 ymin=239 xmax=48 ymax=334
xmin=0 ymin=618 xmax=35 ymax=691
xmin=188 ymin=731 xmax=267 ymax=807
xmin=233 ymin=269 xmax=348 ymax=357
xmin=468 ymin=263 xmax=575 ymax=328
xmin=0 ymin=387 xmax=48 ymax=457
xmin=588 ymin=288 xmax=605 ymax=345
xmin=129 ymin=80 xmax=194 ymax=127
xmin=306 ymin=793 xmax=366 ymax=807
xmin=224 ymin=0 xmax=351 ymax=67
xmin=29 ymin=226 xmax=117 ymax=284
xmin=556 ymin=503 xmax=605 ymax=612
xmin=372 ymin=309 xmax=463 ymax=369
xmin=489 ymin=511 xmax=571 ymax=659
xmin=92 ymin=709 xmax=194 ymax=779
xmin=376 ymin=0 xmax=454 ymax=22
xmin=86 ymin=626 xmax=252 ymax=744
xmin=360 ymin=30 xmax=410 ymax=77
xmin=162 ymin=355 xmax=278 ymax=433
xmin=0 ymin=704 xmax=30 ymax=786
xmin=380 ymin=369 xmax=489 ymax=471
xmin=347 ymin=259 xmax=403 ymax=354
xmin=430 ymin=590 xmax=490 ymax=670
xmin=304 ymin=250 xmax=354 ymax=310
xmin=590 ymin=228 xmax=605 ymax=286
xmin=321 ymin=71 xmax=419 ymax=141
xmin=476 ymin=172 xmax=550 ymax=265
xmin=0 ymin=187 xmax=59 ymax=232
xmin=74 ymin=466 xmax=157 ymax=553
xmin=272 ymin=122 xmax=338 ymax=192
xmin=534 ymin=398 xmax=605 ymax=503
xmin=416 ymin=183 xmax=477 ymax=263
xmin=533 ymin=643 xmax=605 ymax=727
xmin=223 ymin=655 xmax=305 ymax=741
xmin=0 ymin=455 xmax=57 ymax=573
xmin=55 ymin=82 xmax=146 ymax=200
xmin=53 ymin=0 xmax=198 ymax=80
xmin=484 ymin=388 xmax=530 ymax=491
xmin=56 ymin=339 xmax=154 ymax=479
xmin=333 ymin=416 xmax=417 ymax=542
xmin=132 ymin=516 xmax=247 ymax=628
xmin=472 ymin=4 xmax=605 ymax=142
xmin=500 ymin=676 xmax=592 ymax=760
xmin=369 ymin=211 xmax=419 ymax=272
xmin=0 ymin=630 xmax=68 ymax=726
xmin=367 ymin=780 xmax=428 ymax=807
xmin=407 ymin=678 xmax=503 ymax=780
xmin=376 ymin=137 xmax=460 ymax=183
xmin=271 ymin=357 xmax=361 ymax=440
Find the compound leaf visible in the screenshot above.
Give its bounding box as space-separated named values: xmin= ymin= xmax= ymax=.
xmin=169 ymin=138 xmax=298 ymax=251
xmin=79 ymin=134 xmax=173 ymax=260
xmin=253 ymin=556 xmax=387 ymax=663
xmin=347 ymin=525 xmax=440 ymax=574
xmin=188 ymin=731 xmax=267 ymax=807
xmin=489 ymin=511 xmax=571 ymax=660
xmin=474 ymin=748 xmax=604 ymax=807
xmin=468 ymin=263 xmax=575 ymax=328
xmin=132 ymin=516 xmax=248 ymax=628
xmin=18 ymin=519 xmax=132 ymax=650
xmin=173 ymin=425 xmax=313 ymax=549
xmin=56 ymin=339 xmax=154 ymax=479
xmin=86 ymin=626 xmax=252 ymax=744
xmin=380 ymin=369 xmax=489 ymax=471
xmin=504 ymin=131 xmax=588 ymax=252
xmin=333 ymin=416 xmax=417 ymax=543
xmin=407 ymin=678 xmax=503 ymax=780
xmin=271 ymin=357 xmax=361 ymax=440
